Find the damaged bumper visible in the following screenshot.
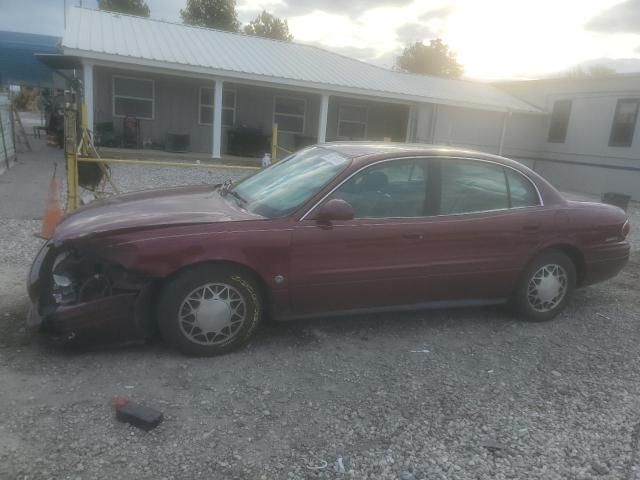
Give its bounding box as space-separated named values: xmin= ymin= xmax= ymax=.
xmin=28 ymin=294 xmax=141 ymax=344
xmin=27 ymin=240 xmax=154 ymax=345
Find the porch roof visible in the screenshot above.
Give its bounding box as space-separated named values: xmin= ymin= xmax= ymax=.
xmin=62 ymin=7 xmax=541 ymax=115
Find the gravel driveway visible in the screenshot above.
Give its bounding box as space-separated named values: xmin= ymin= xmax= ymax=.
xmin=1 ymin=160 xmax=639 ymax=480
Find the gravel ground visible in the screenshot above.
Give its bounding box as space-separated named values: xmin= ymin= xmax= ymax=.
xmin=1 ymin=164 xmax=639 ymax=480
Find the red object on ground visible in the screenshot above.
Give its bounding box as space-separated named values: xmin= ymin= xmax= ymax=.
xmin=111 ymin=396 xmax=130 ymax=410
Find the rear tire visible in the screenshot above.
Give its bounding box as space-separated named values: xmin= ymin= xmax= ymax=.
xmin=158 ymin=264 xmax=263 ymax=356
xmin=513 ymin=251 xmax=576 ymax=322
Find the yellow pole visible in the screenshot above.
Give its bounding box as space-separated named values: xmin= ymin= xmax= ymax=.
xmin=80 ymin=103 xmax=89 ymax=157
xmin=271 ymin=123 xmax=278 ymax=162
xmin=80 ymin=103 xmax=87 ymax=129
xmin=64 ymin=110 xmax=79 ymax=211
xmin=67 ymin=151 xmax=79 ymax=211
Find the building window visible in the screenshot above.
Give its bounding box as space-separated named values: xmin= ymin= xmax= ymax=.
xmin=199 ymin=87 xmax=235 ymax=127
xmin=547 ymin=99 xmax=572 ymax=143
xmin=273 ymin=96 xmax=305 ymax=134
xmin=609 ymin=99 xmax=640 ymax=147
xmin=112 ymin=76 xmax=154 ymax=120
xmin=338 ymin=104 xmax=368 ymax=139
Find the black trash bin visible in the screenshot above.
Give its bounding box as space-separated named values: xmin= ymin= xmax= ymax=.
xmin=166 ymin=133 xmax=190 ymax=153
xmin=601 ymin=192 xmax=631 ymax=211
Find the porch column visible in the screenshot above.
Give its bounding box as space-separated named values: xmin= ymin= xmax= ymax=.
xmin=212 ymin=79 xmax=223 ymax=159
xmin=405 ymin=105 xmax=415 ymax=143
xmin=498 ymin=110 xmax=511 ymax=155
xmin=429 ymin=105 xmax=439 ymax=143
xmin=82 ymin=60 xmax=94 ymax=132
xmin=317 ymin=93 xmax=329 ymax=143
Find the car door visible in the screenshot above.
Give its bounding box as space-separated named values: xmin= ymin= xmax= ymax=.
xmin=289 ymin=158 xmax=438 ymax=316
xmin=417 ymin=157 xmax=547 ymax=301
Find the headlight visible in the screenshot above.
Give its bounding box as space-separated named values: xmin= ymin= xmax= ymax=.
xmin=52 ymin=251 xmax=72 ymax=287
xmin=53 ymin=273 xmax=72 ymax=288
xmin=51 ymin=251 xmax=76 ymax=304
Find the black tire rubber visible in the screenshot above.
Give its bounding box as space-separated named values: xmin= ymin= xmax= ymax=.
xmin=513 ymin=250 xmax=576 ymax=322
xmin=158 ymin=264 xmax=263 ymax=356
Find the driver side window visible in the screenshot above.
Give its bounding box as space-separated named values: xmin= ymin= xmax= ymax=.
xmin=329 ymin=159 xmax=429 ymax=218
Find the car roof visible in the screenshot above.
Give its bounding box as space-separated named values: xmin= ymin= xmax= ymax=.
xmin=321 ymin=142 xmax=521 ymax=168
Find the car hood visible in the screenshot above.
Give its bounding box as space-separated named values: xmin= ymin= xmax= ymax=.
xmin=53 ymin=185 xmax=262 ymax=241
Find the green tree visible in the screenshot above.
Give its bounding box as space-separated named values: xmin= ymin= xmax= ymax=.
xmin=98 ymin=0 xmax=150 ymax=17
xmin=243 ymin=10 xmax=293 ymax=41
xmin=180 ymin=0 xmax=240 ymax=32
xmin=396 ymin=39 xmax=463 ymax=79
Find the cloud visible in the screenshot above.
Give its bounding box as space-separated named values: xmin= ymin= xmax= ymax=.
xmin=396 ymin=22 xmax=437 ymax=44
xmin=0 ymin=0 xmax=67 ymax=35
xmin=273 ymin=0 xmax=413 ymax=18
xmin=395 ymin=6 xmax=452 ymax=46
xmin=586 ymin=0 xmax=640 ymax=33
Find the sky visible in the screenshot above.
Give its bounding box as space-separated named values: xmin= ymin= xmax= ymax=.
xmin=1 ymin=0 xmax=639 ymax=80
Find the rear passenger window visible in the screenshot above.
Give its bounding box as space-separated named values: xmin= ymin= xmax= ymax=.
xmin=506 ymin=170 xmax=539 ymax=208
xmin=439 ymin=160 xmax=508 ymax=214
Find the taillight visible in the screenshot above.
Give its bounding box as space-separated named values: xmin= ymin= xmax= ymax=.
xmin=622 ymin=220 xmax=631 ymax=239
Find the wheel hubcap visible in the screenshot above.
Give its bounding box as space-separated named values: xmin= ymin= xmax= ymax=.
xmin=527 ymin=264 xmax=568 ymax=313
xmin=178 ymin=283 xmax=247 ymax=345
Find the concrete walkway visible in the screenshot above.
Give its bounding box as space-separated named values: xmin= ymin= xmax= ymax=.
xmin=0 ymin=137 xmax=63 ymax=220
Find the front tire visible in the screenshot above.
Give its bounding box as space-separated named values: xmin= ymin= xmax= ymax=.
xmin=514 ymin=251 xmax=576 ymax=322
xmin=158 ymin=265 xmax=263 ymax=356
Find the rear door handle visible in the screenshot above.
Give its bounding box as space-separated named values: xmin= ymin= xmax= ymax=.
xmin=523 ymin=224 xmax=542 ymax=232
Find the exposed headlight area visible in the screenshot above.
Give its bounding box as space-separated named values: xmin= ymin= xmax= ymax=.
xmin=51 ymin=250 xmax=112 ymax=306
xmin=52 ymin=251 xmax=75 ymax=305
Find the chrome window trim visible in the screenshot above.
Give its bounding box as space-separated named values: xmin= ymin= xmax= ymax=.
xmin=299 ymin=155 xmax=544 ymax=221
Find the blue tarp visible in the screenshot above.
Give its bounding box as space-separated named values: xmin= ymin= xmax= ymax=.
xmin=0 ymin=31 xmax=61 ymax=87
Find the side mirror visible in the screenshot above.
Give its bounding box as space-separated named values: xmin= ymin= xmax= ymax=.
xmin=315 ymin=198 xmax=355 ymax=223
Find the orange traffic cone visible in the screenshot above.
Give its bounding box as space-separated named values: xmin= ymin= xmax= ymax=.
xmin=39 ymin=164 xmax=64 ymax=239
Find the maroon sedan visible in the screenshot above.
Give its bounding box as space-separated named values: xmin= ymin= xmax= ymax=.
xmin=27 ymin=143 xmax=631 ymax=356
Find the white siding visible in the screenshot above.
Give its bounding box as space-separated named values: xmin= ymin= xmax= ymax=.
xmin=414 ymin=78 xmax=640 ymax=200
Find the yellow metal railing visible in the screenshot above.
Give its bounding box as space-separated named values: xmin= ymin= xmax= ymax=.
xmin=65 ymin=106 xmax=285 ymax=212
xmin=76 ymin=157 xmax=261 ymax=171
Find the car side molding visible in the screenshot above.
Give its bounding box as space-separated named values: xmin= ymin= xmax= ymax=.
xmin=278 ymin=298 xmax=507 ymax=321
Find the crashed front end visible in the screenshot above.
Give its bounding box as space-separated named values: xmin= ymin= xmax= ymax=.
xmin=27 ymin=240 xmax=156 ymax=346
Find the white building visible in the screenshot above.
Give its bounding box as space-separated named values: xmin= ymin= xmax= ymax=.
xmin=50 ymin=7 xmax=639 ymax=200
xmin=496 ymin=76 xmax=640 ymax=200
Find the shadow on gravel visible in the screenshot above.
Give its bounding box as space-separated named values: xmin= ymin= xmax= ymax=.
xmin=254 ymin=305 xmax=516 ymax=350
xmin=7 ymin=304 xmax=517 ymax=359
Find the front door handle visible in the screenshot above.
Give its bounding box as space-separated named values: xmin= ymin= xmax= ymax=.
xmin=522 ymin=224 xmax=542 ymax=232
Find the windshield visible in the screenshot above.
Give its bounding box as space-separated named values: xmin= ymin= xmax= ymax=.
xmin=231 ymin=146 xmax=351 ymax=218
